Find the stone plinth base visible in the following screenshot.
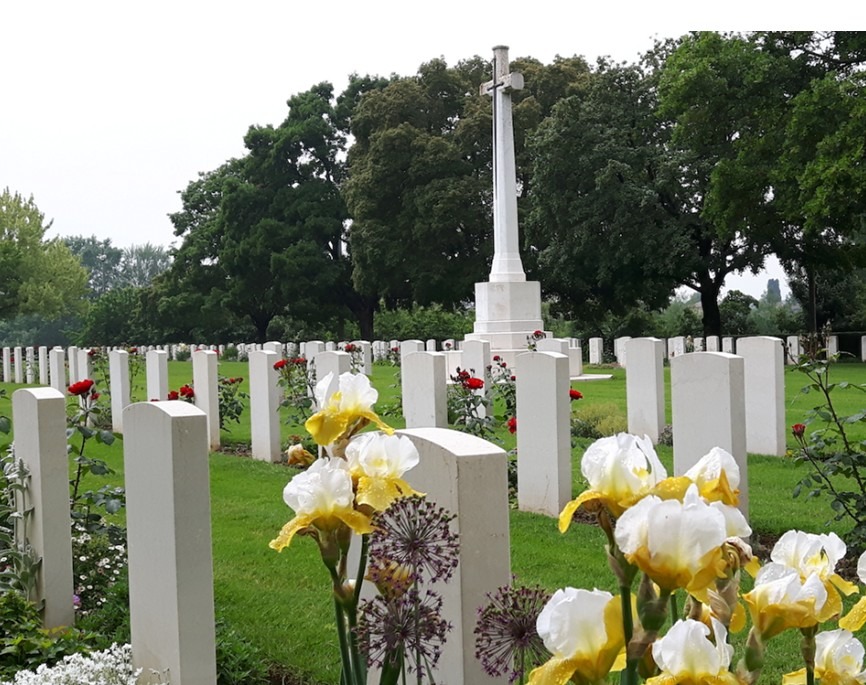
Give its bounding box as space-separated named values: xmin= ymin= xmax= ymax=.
xmin=466 ymin=280 xmax=543 ymax=351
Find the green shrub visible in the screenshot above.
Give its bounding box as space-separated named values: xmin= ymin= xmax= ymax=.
xmin=0 ymin=591 xmax=96 ymax=680
xmin=570 ymin=402 xmax=627 ymax=441
xmin=374 ymin=304 xmax=473 ymax=342
xmin=215 ymin=616 xmax=270 ymax=685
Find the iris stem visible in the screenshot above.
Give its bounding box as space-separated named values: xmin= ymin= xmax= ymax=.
xmin=619 ymin=585 xmax=638 ymax=685
xmin=347 ymin=535 xmax=369 ymax=685
xmin=334 ymin=598 xmax=354 ymax=685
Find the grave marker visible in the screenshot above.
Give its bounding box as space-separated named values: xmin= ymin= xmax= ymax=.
xmin=38 ymin=346 xmax=48 ymax=385
xmin=249 ymin=350 xmax=281 ymax=462
xmin=588 ymin=337 xmax=603 ymax=365
xmin=193 ymin=350 xmax=221 ymax=450
xmin=402 ymin=352 xmax=448 ymax=428
xmin=13 ymin=346 xmax=23 ymax=383
xmin=124 ymin=401 xmax=217 ymax=684
xmin=738 ymin=336 xmax=786 ymax=457
xmin=671 ymin=352 xmax=748 ymax=517
xmin=516 ymin=351 xmax=571 ymax=516
xmin=12 ymin=388 xmax=74 ymax=629
xmin=401 ymin=427 xmax=510 ymax=685
xmin=49 ymin=348 xmax=66 ymax=393
xmin=626 ymin=338 xmax=665 ymax=444
xmin=146 ymin=350 xmax=169 ymax=402
xmin=109 ymin=350 xmax=131 ymax=433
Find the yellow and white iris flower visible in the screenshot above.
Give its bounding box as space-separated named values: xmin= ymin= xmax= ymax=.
xmin=613 ymin=484 xmax=751 ymax=594
xmin=270 ymin=458 xmax=373 ymax=552
xmin=528 ymin=587 xmax=625 ymax=685
xmin=559 ymin=433 xmax=667 ymax=530
xmin=654 ymin=447 xmax=741 ymax=507
xmin=784 ymin=629 xmax=866 ymax=685
xmin=769 ymin=530 xmax=857 ymax=622
xmin=839 ymin=550 xmax=866 ymax=631
xmin=345 ymin=432 xmax=423 ymax=511
xmin=742 ymin=563 xmax=831 ymax=640
xmin=647 ymin=618 xmax=739 ymax=685
xmin=305 ymin=372 xmax=393 ymax=446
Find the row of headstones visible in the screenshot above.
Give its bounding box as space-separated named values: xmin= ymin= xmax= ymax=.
xmin=2 ymin=344 xmax=123 ymax=387
xmin=11 ymin=386 xmax=510 ymax=683
xmin=596 ymin=334 xmax=845 ymax=366
xmin=397 ymin=336 xmax=795 ymax=521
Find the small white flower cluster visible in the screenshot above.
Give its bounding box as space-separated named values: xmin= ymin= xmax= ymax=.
xmin=0 ymin=644 xmax=156 ymax=685
xmin=71 ymin=524 xmax=127 ymax=615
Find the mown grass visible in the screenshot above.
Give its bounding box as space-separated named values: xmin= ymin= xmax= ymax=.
xmin=2 ymin=358 xmax=866 ymax=682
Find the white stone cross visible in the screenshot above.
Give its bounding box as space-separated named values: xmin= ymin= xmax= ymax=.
xmin=480 ymin=45 xmax=526 ymax=283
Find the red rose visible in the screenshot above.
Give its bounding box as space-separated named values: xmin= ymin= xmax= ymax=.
xmin=90 ymin=392 xmax=100 ymax=401
xmin=168 ymin=390 xmax=180 ymax=400
xmin=466 ymin=377 xmax=484 ymax=390
xmin=68 ymin=379 xmax=95 ymax=396
xmin=792 ymin=423 xmax=807 ymax=438
xmin=507 ymin=416 xmax=517 ymax=434
xmin=533 ymin=330 xmax=543 ymax=338
xmin=179 ymin=384 xmax=195 ymax=399
xmin=492 ymin=355 xmax=501 ymax=362
xmin=569 ymin=389 xmax=583 ymax=401
xmin=510 ymin=375 xmax=516 ymax=381
xmin=344 ymin=343 xmax=356 ymax=352
xmin=274 ymin=359 xmax=288 ymax=370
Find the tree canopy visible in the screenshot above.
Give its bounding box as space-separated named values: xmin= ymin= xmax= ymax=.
xmin=0 ymin=189 xmax=88 ymax=320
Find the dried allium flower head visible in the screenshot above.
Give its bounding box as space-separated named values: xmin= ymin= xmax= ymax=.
xmin=474 ymin=582 xmax=551 ymax=682
xmin=368 ymin=495 xmax=459 ymax=583
xmin=357 ymin=588 xmax=450 ymax=674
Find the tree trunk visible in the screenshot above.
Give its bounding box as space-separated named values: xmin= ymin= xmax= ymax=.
xmin=807 ymin=266 xmax=818 ymax=335
xmin=700 ymin=281 xmax=723 ymax=337
xmin=356 ymin=299 xmax=375 ymax=341
xmin=250 ymin=313 xmax=271 ymax=344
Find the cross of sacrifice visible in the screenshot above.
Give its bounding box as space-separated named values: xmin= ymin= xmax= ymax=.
xmin=479 ymin=45 xmax=526 ymax=283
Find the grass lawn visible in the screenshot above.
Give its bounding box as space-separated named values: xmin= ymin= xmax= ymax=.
xmin=2 ymin=357 xmax=866 ymax=683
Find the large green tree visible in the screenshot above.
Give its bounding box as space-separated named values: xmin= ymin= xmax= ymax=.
xmin=0 ymin=189 xmax=88 ymax=320
xmin=759 ymin=32 xmax=866 ymax=332
xmin=529 ymin=32 xmax=864 ymax=336
xmin=168 ymin=83 xmax=375 ymax=341
xmin=63 ymin=235 xmax=123 ymax=298
xmin=346 ymin=54 xmax=590 ymax=308
xmin=528 ymin=60 xmax=686 ymax=326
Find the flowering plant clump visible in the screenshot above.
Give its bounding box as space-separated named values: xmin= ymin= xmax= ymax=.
xmin=526 ymin=330 xmax=545 ymax=351
xmin=66 ymin=380 xmax=123 ymax=538
xmin=789 ymin=348 xmax=866 ymax=552
xmin=487 ymin=355 xmax=516 ymax=425
xmin=0 ymin=449 xmax=40 ymax=598
xmin=447 ymin=368 xmax=495 ymax=440
xmin=275 ymin=356 xmax=316 ymax=422
xmin=341 ymin=342 xmax=364 ymax=374
xmin=386 ymin=347 xmax=401 ymax=367
xmin=0 ymin=643 xmax=150 ymax=685
xmin=70 ymin=522 xmax=127 ymax=616
xmin=473 ymin=431 xmax=866 ymax=685
xmin=217 ymin=375 xmax=248 ymax=430
xmin=270 ymin=371 xmax=458 ymax=685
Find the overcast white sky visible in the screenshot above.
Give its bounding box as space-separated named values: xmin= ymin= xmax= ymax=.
xmin=2 ymin=1 xmax=852 ymax=298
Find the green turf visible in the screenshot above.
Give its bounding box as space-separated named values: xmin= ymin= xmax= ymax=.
xmin=3 ymin=359 xmax=866 ymax=682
